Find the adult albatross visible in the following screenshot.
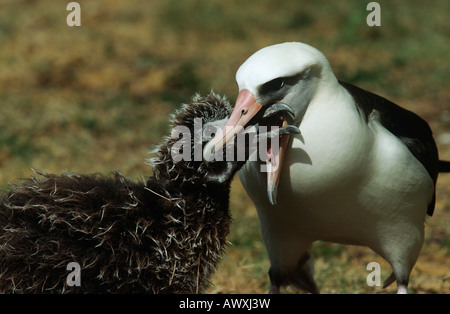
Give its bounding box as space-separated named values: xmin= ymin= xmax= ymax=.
xmin=204 ymin=42 xmax=450 ymax=294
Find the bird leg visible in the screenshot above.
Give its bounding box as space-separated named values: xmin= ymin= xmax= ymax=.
xmin=268 ymin=285 xmax=280 ymax=294
xmin=397 ymin=284 xmax=408 ymax=294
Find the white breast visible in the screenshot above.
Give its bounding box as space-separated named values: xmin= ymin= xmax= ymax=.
xmin=239 ymin=86 xmax=434 ymax=249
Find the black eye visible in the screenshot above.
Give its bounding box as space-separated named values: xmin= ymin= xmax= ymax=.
xmin=203 ymin=124 xmax=219 ymax=141
xmin=260 ymin=77 xmax=285 ymax=94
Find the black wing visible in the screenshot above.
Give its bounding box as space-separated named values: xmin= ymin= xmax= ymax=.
xmin=340 ymin=81 xmax=439 ymax=216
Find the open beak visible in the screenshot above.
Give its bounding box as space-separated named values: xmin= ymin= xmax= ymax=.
xmin=265 ymin=116 xmax=289 ymax=205
xmin=204 ymin=89 xmax=294 ymax=206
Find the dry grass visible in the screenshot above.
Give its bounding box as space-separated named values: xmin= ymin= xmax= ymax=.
xmin=0 ymin=0 xmax=448 ymax=293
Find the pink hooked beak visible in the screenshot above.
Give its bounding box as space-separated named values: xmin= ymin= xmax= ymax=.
xmin=204 ymin=89 xmax=290 ymax=205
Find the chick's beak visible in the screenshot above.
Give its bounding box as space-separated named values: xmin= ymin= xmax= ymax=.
xmin=203 ymin=89 xmax=292 ymax=206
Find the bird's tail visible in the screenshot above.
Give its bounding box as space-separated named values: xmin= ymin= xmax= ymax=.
xmin=439 ymin=160 xmax=450 ymax=172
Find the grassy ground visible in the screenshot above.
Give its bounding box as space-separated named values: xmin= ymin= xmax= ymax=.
xmin=0 ymin=0 xmax=448 ymax=293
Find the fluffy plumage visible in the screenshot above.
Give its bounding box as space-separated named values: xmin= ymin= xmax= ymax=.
xmin=0 ymin=93 xmax=235 ymax=293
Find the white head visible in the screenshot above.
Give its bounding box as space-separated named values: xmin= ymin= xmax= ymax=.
xmin=205 ymin=42 xmax=338 ymax=204
xmin=236 ymin=42 xmax=338 ymax=123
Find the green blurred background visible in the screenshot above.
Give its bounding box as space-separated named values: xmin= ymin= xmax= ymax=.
xmin=0 ymin=0 xmax=448 ymax=293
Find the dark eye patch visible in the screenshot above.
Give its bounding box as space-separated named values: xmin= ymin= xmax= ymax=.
xmin=259 ymin=68 xmax=314 ymax=97
xmin=259 ymin=77 xmax=285 ymax=95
